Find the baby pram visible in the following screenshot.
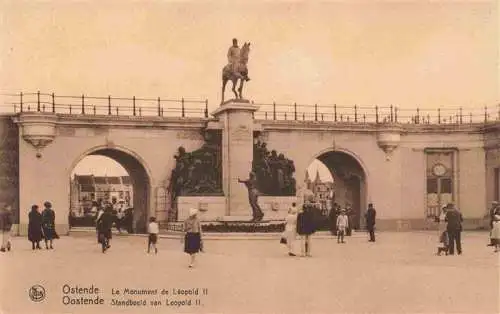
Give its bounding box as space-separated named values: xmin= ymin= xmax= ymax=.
xmin=437 ymin=230 xmax=449 ymax=256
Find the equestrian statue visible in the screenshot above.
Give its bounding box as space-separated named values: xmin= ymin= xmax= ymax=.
xmin=222 ymin=38 xmax=251 ymax=103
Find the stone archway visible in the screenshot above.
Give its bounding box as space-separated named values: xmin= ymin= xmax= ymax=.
xmin=70 ymin=147 xmax=151 ymax=234
xmin=314 ymin=150 xmax=367 ymax=229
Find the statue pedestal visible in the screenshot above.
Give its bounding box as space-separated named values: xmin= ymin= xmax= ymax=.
xmin=212 ymin=100 xmax=259 ymax=217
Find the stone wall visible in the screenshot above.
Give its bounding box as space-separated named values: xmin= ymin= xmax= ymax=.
xmin=485 ymin=125 xmax=500 ymax=207
xmin=0 ymin=115 xmax=19 ymax=228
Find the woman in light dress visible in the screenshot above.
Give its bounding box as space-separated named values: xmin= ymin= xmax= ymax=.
xmin=491 ymin=207 xmax=500 ymax=253
xmin=435 ymin=205 xmax=449 ymax=255
xmin=284 ymin=202 xmax=299 ymax=256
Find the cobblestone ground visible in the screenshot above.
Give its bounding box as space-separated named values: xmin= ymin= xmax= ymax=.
xmin=0 ymin=231 xmax=499 ymax=314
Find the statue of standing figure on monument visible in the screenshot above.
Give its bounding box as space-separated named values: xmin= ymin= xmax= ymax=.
xmin=222 ymin=38 xmax=251 ymax=103
xmin=238 ymin=172 xmax=264 ymax=222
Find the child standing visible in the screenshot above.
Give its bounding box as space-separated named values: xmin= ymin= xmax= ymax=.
xmin=336 ymin=209 xmax=349 ymax=243
xmin=148 ymin=217 xmax=159 ymax=254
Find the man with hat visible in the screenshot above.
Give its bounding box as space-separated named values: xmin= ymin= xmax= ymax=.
xmin=488 ymin=201 xmax=499 ymax=246
xmin=444 ymin=203 xmax=463 ymax=255
xmin=365 ymin=203 xmax=377 ymax=242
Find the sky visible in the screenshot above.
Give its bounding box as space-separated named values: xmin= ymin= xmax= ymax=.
xmin=2 ymin=1 xmax=498 ymax=180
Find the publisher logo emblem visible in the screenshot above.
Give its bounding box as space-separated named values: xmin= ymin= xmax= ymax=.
xmin=29 ymin=285 xmax=46 ymax=302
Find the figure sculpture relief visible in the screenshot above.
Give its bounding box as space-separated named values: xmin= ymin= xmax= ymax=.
xmin=222 ymin=38 xmax=251 ymax=103
xmin=238 ymin=172 xmax=264 ymax=221
xmin=252 ymin=140 xmax=296 ymax=196
xmin=168 ymin=132 xmax=223 ymax=220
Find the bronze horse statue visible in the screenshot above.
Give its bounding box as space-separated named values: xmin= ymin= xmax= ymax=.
xmin=221 ymin=42 xmax=250 ymax=103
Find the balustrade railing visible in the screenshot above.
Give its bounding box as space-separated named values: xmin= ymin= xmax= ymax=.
xmin=0 ymin=92 xmax=209 ymax=118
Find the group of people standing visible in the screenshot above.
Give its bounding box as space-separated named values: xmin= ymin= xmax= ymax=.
xmin=28 ymin=201 xmax=58 ymax=250
xmin=282 ymin=196 xmax=377 ymax=257
xmin=92 ymin=197 xmax=133 ymax=234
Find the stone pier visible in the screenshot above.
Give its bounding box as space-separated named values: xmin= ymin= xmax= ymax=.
xmin=211 ymin=100 xmax=259 ymax=219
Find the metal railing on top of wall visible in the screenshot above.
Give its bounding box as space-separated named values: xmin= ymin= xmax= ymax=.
xmin=252 ymin=101 xmax=500 ymax=125
xmin=0 ymin=92 xmax=209 ymax=118
xmin=1 ymin=92 xmax=498 ymax=125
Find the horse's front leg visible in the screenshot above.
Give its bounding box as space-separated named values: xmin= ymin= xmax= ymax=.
xmin=238 ymin=79 xmax=244 ymax=99
xmin=222 ymin=78 xmax=228 ymax=104
xmin=231 ymin=79 xmax=238 ymax=99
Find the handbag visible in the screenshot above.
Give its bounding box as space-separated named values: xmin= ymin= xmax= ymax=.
xmin=280 ymin=237 xmax=287 ymax=244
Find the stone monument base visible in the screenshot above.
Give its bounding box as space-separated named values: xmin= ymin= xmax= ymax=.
xmin=177 ymin=196 xmax=226 ymax=221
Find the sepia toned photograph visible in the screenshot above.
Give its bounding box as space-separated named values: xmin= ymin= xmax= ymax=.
xmin=0 ymin=1 xmax=499 ymax=313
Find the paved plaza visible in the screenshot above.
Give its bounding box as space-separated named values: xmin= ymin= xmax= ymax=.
xmin=0 ymin=231 xmax=499 ymax=314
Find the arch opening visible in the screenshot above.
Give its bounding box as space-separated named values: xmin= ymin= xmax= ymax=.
xmin=304 ymin=150 xmax=367 ymax=231
xmin=69 ymin=148 xmax=150 ymax=234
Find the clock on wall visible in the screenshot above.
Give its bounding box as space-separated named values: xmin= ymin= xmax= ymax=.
xmin=432 ymin=163 xmax=447 ymax=176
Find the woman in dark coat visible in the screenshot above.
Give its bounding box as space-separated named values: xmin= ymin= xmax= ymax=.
xmin=28 ymin=205 xmax=43 ymax=250
xmin=41 ymin=201 xmax=58 ymax=249
xmin=297 ymin=195 xmax=316 ymax=257
xmin=96 ymin=205 xmax=114 ymax=253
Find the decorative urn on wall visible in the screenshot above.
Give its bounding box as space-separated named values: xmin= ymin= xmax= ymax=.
xmin=16 ymin=112 xmax=58 ymax=157
xmin=376 ymin=128 xmax=401 ymax=161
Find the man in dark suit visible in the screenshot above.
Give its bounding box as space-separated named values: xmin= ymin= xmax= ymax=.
xmin=445 ymin=203 xmax=463 ymax=255
xmin=365 ymin=203 xmax=377 ymax=242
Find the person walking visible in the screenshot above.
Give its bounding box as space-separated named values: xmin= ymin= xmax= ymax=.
xmin=41 ymin=201 xmax=58 ymax=249
xmin=147 ymin=217 xmax=159 ymax=254
xmin=445 ymin=203 xmax=463 ymax=255
xmin=182 ymin=208 xmax=203 ymax=268
xmin=284 ymin=202 xmax=298 ymax=256
xmin=336 ymin=209 xmax=349 ymax=244
xmin=96 ymin=205 xmax=114 ymax=253
xmin=297 ymin=195 xmax=316 ymax=257
xmin=365 ymin=203 xmax=377 ymax=242
xmin=28 ymin=205 xmax=43 ymax=250
xmin=0 ymin=204 xmax=13 ymax=252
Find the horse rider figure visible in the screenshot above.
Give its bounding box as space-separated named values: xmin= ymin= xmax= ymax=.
xmin=227 ymin=38 xmax=250 ymax=81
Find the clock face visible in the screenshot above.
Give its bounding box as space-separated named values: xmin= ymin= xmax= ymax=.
xmin=432 ymin=163 xmax=447 ymax=176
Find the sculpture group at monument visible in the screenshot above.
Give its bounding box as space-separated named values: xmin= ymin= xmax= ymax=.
xmin=168 ymin=39 xmax=297 ymax=222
